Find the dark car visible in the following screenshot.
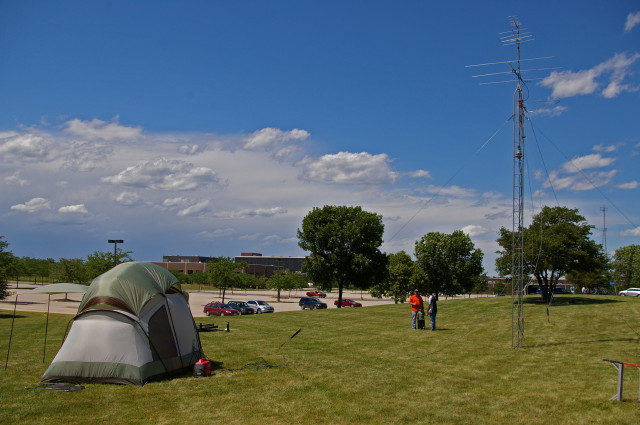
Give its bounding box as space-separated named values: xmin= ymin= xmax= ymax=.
xmin=334 ymin=298 xmax=362 ymax=308
xmin=227 ymin=300 xmax=255 ymax=315
xmin=306 ymin=290 xmax=327 ymax=298
xmin=203 ymin=302 xmax=240 ymax=316
xmin=299 ymin=297 xmax=327 ymax=310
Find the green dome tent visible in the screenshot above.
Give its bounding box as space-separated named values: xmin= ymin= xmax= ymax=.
xmin=40 ymin=262 xmax=203 ymax=385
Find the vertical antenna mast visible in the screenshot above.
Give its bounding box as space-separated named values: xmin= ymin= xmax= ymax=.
xmin=467 ymin=17 xmax=552 ymax=348
xmin=510 ymin=17 xmax=526 ymax=349
xmin=600 ymin=206 xmax=608 ymax=254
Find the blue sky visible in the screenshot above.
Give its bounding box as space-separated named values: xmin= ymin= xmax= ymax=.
xmin=1 ymin=1 xmax=638 ymax=274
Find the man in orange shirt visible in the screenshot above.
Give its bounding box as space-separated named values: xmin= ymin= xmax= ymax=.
xmin=408 ymin=290 xmax=424 ymax=330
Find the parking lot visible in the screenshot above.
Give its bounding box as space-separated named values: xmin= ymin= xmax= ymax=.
xmin=0 ymin=282 xmax=395 ymax=317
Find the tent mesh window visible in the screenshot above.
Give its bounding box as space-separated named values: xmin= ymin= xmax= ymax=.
xmin=148 ymin=305 xmax=179 ymax=361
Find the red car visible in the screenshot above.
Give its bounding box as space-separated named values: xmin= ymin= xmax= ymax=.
xmin=334 ymin=298 xmax=362 ymax=308
xmin=306 ymin=290 xmax=327 ymax=298
xmin=203 ymin=302 xmax=240 ymax=316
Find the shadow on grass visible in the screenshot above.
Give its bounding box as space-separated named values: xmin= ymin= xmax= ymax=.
xmin=526 ymin=337 xmax=639 ymax=348
xmin=0 ymin=313 xmax=28 ymax=319
xmin=523 ymin=296 xmax=620 ymax=306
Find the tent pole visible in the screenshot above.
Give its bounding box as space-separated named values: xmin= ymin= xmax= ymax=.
xmin=43 ymin=294 xmax=51 ymax=363
xmin=4 ymin=294 xmax=18 ymax=370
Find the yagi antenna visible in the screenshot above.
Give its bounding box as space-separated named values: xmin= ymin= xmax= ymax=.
xmin=466 ymin=17 xmax=557 ymax=85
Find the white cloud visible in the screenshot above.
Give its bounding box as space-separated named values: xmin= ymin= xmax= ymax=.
xmin=10 ymin=197 xmax=52 ymax=213
xmin=243 ymin=128 xmax=309 ymax=150
xmin=592 ymin=143 xmax=621 ymax=153
xmin=64 ymin=118 xmax=143 ymax=141
xmin=624 ymin=11 xmax=640 ymax=32
xmin=541 ymin=52 xmax=640 ymax=99
xmin=4 ymin=171 xmax=29 ymax=186
xmin=177 ymin=201 xmax=210 ymax=217
xmin=461 ymin=224 xmax=487 ymax=237
xmin=102 ymin=157 xmax=226 ymax=191
xmin=60 ymin=140 xmax=113 ymax=172
xmin=0 ymin=134 xmax=49 ymax=160
xmin=299 ymin=151 xmax=398 ymax=185
xmin=617 ymin=180 xmax=638 ymax=189
xmin=197 ymin=228 xmax=235 ymax=239
xmin=406 ymin=169 xmax=432 ymax=179
xmin=178 ymin=144 xmax=200 ymax=155
xmin=546 ymin=169 xmax=618 ymax=191
xmin=215 ymin=207 xmax=288 ymax=219
xmin=421 ymin=184 xmax=476 ymax=198
xmin=561 ymin=153 xmax=616 ymax=173
xmin=58 ymin=204 xmax=88 ymax=214
xmin=529 ymin=105 xmax=568 ymax=117
xmin=115 ymin=192 xmax=144 ymax=206
xmin=621 ymin=226 xmax=640 ymax=236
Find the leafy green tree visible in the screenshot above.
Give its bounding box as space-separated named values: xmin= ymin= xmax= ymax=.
xmin=415 ymin=230 xmax=485 ymax=297
xmin=0 ymin=236 xmax=15 ymax=299
xmin=21 ymin=257 xmax=56 ymax=284
xmin=267 ymin=269 xmax=305 ymax=302
xmin=370 ymin=251 xmax=418 ymax=303
xmin=496 ymin=206 xmax=605 ymax=303
xmin=237 ymin=272 xmax=260 ymax=292
xmin=566 ymin=262 xmax=611 ymax=294
xmin=297 ymin=205 xmax=388 ymax=308
xmin=206 ymin=257 xmax=241 ymax=302
xmin=53 ymin=258 xmax=89 ymax=283
xmin=611 ymin=245 xmax=640 ymax=289
xmin=86 ymin=249 xmax=134 ymax=279
xmin=473 ymin=278 xmax=489 ymax=295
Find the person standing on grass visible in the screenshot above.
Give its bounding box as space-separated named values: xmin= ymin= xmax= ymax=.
xmin=427 ymin=292 xmax=437 ymax=331
xmin=408 ymin=290 xmax=424 ymax=330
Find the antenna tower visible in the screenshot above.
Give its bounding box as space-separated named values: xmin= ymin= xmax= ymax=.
xmin=508 ymin=17 xmax=526 ymax=349
xmin=467 ymin=17 xmax=551 ymax=348
xmin=600 ymin=206 xmax=608 ymax=254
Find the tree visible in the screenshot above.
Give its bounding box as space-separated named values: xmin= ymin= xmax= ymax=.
xmin=86 ymin=249 xmax=134 ymax=279
xmin=206 ymin=257 xmax=241 ymax=302
xmin=21 ymin=257 xmax=55 ymax=284
xmin=611 ymin=245 xmax=640 ymax=289
xmin=297 ymin=205 xmax=388 ymax=308
xmin=53 ymin=258 xmax=89 ymax=283
xmin=370 ymin=251 xmax=420 ymax=303
xmin=0 ymin=236 xmax=15 ymax=300
xmin=267 ymin=269 xmax=305 ymax=302
xmin=414 ymin=230 xmax=485 ymax=297
xmin=496 ymin=206 xmax=605 ymax=303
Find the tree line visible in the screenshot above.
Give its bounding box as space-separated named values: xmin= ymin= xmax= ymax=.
xmin=2 ymin=205 xmax=639 ymax=303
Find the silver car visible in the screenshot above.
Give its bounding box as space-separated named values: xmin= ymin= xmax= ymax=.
xmin=618 ymin=287 xmax=640 ymax=297
xmin=246 ymin=300 xmax=275 ymax=313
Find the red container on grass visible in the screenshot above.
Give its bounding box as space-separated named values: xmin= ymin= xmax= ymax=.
xmin=193 ymin=358 xmax=211 ymax=377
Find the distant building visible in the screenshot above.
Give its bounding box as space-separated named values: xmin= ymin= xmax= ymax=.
xmin=153 ymin=255 xmax=216 ymax=274
xmin=235 ymin=253 xmax=305 ymax=278
xmin=153 ymin=253 xmax=306 ymax=278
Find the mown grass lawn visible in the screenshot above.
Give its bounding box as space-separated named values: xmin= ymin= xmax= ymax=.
xmin=1 ymin=295 xmax=639 ymax=425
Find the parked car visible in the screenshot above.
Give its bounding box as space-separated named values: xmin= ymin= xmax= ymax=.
xmin=299 ymin=297 xmax=327 ymax=310
xmin=246 ymin=300 xmax=275 ymax=313
xmin=203 ymin=302 xmax=240 ymax=316
xmin=618 ymin=288 xmax=640 ymax=297
xmin=306 ymin=290 xmax=327 ymax=298
xmin=227 ymin=300 xmax=255 ymax=314
xmin=334 ymin=298 xmax=362 ymax=308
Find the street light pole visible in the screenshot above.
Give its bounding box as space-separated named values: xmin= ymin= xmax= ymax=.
xmin=107 ymin=239 xmax=124 ymax=268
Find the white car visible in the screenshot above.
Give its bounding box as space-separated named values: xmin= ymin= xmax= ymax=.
xmin=246 ymin=300 xmax=275 ymax=313
xmin=618 ymin=288 xmax=640 ymax=297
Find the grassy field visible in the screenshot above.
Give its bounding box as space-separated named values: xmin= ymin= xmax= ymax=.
xmin=1 ymin=295 xmax=639 ymax=424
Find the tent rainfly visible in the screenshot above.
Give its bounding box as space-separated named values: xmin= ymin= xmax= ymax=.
xmin=40 ymin=262 xmax=204 ymax=385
